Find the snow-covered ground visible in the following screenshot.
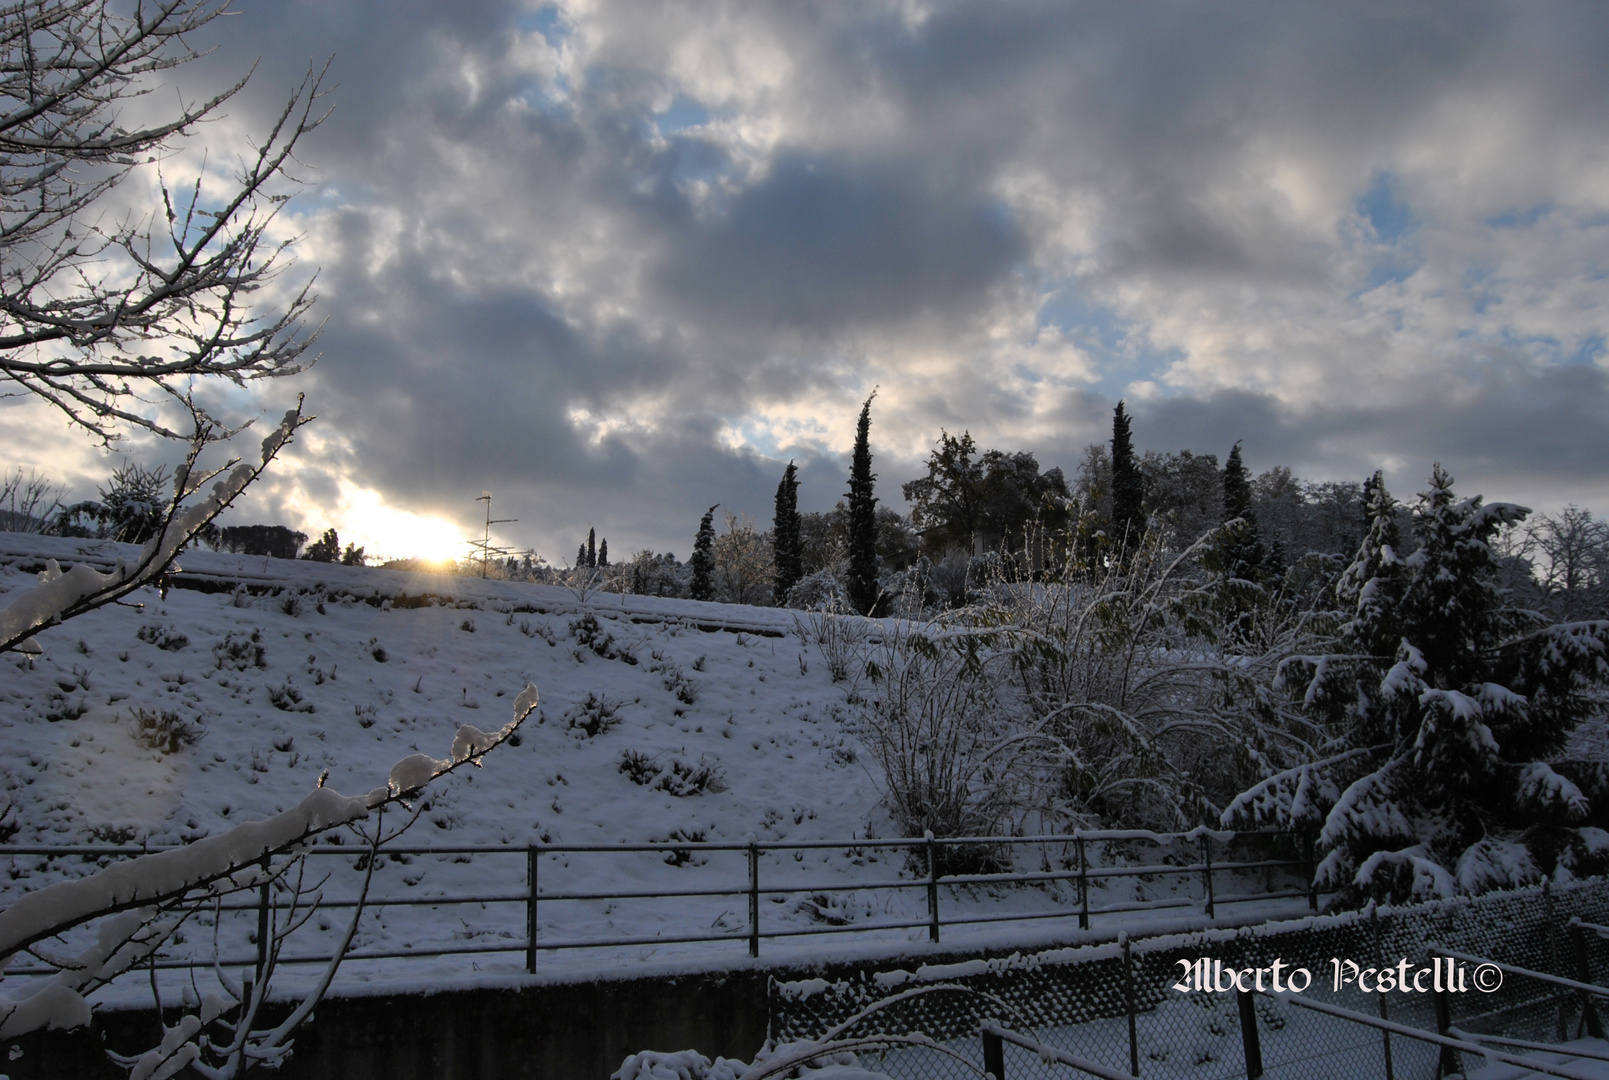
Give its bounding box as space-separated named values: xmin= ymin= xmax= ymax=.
xmin=0 ymin=533 xmax=1311 ymax=1006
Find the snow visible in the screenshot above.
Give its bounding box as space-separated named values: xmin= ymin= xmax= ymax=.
xmin=0 ymin=532 xmax=1317 ymax=1013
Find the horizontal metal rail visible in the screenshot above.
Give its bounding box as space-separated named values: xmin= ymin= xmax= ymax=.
xmin=981 ymin=1023 xmax=1134 ymax=1080
xmin=1268 ymin=991 xmax=1599 ymax=1080
xmin=0 ymin=830 xmax=1319 ymax=975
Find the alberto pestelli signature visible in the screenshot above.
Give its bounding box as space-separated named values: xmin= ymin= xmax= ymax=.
xmin=1171 ymin=957 xmax=1503 ymax=994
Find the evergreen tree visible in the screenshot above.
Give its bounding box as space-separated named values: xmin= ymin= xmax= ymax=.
xmin=846 ymin=392 xmax=881 ymax=615
xmin=690 ymin=504 xmax=719 ymax=601
xmin=598 ymin=538 xmax=608 ymax=567
xmin=577 ymin=543 xmax=587 ymax=568
xmin=303 ymin=528 xmax=340 ymax=563
xmin=1110 ymin=401 xmax=1145 ymax=557
xmin=586 ymin=527 xmax=597 ymax=569
xmin=1219 ymin=441 xmax=1273 ymax=581
xmin=1226 ymin=465 xmax=1609 ymax=904
xmin=772 ymin=461 xmax=803 ymax=602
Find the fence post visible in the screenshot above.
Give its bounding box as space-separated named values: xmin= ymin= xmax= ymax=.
xmin=1372 ymin=906 xmax=1395 ymax=1080
xmin=981 ymin=1026 xmax=1005 ymax=1080
xmin=1546 ymin=879 xmax=1566 ymax=1041
xmin=526 ymin=845 xmax=539 ymax=974
xmin=1122 ymin=932 xmax=1138 ymax=1078
xmin=254 ymin=856 xmax=270 ymax=984
xmin=925 ymin=831 xmax=941 ymax=944
xmin=1304 ymin=832 xmax=1318 ymax=912
xmin=1237 ymin=989 xmax=1263 ymax=1079
xmin=1570 ymin=920 xmax=1605 ymax=1039
xmin=748 ymin=840 xmax=761 ymax=959
xmin=1076 ymin=836 xmax=1090 ymax=932
xmin=1431 ymin=958 xmax=1460 ymax=1080
xmin=1200 ymin=834 xmax=1215 ymax=919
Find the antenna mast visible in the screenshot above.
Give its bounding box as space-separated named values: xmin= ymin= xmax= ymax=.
xmin=470 ymin=491 xmax=518 ymax=579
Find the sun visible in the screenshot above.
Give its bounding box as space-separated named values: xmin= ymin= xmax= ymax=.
xmin=338 ymin=491 xmax=467 ymax=565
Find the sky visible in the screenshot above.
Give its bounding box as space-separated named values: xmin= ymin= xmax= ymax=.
xmin=7 ymin=0 xmax=1609 ymax=563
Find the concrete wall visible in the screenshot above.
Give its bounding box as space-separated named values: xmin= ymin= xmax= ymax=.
xmin=9 ymin=968 xmax=772 ymax=1080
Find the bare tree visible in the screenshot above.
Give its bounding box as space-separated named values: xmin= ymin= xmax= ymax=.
xmin=1524 ymin=505 xmax=1609 ymax=620
xmin=713 ymin=511 xmax=774 ymax=606
xmin=0 ymin=0 xmax=325 ymax=443
xmin=0 ymin=465 xmax=65 ymax=530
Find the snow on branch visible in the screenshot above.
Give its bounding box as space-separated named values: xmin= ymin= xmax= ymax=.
xmin=0 ymin=682 xmax=538 ymax=1039
xmin=0 ymin=401 xmax=307 ymax=654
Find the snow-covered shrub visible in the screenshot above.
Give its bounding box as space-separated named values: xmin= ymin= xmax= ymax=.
xmin=618 ymin=750 xmax=725 ymax=796
xmin=213 ymin=629 xmax=266 ymax=670
xmin=656 ymin=828 xmax=709 ymax=867
xmin=569 ymin=611 xmax=637 ymax=663
xmin=1224 ymin=467 xmax=1609 ymax=906
xmin=853 ymin=622 xmax=1022 ymax=860
xmin=564 ymin=692 xmax=621 ymax=737
xmin=785 ymin=568 xmax=847 ymax=612
xmin=794 ymin=608 xmax=868 ymax=683
xmin=135 ymin=623 xmax=189 ymax=651
xmin=129 ymin=706 xmax=204 ymax=754
xmin=268 ymin=679 xmax=314 ymax=713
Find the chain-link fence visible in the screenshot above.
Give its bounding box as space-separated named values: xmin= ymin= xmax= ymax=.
xmin=769 ymin=876 xmax=1609 ymax=1079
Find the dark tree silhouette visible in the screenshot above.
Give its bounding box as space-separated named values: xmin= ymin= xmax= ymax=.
xmin=690 ymin=505 xmax=719 ymax=601
xmin=773 ymin=461 xmax=803 ymax=602
xmin=1110 ymin=401 xmax=1145 ymax=557
xmin=847 ymin=393 xmax=881 ymax=615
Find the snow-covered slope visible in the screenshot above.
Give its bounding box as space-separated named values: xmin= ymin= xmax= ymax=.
xmin=0 ymin=535 xmax=1314 ymax=1002
xmin=0 ymin=534 xmax=877 ymax=853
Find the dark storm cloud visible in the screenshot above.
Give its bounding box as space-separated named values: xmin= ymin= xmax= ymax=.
xmin=134 ymin=0 xmax=1609 ymax=555
xmin=1130 ymin=360 xmax=1609 ymax=503
xmin=659 ymin=151 xmax=1025 ymax=330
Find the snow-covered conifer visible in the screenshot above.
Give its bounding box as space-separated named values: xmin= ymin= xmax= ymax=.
xmin=690 ymin=505 xmax=718 ymax=601
xmin=1226 ymin=465 xmax=1609 ymax=905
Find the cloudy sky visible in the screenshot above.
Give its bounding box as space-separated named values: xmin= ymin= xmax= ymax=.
xmin=10 ymin=1 xmax=1609 ymax=563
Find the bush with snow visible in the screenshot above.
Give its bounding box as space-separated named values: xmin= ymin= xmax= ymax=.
xmin=1224 ymin=466 xmax=1609 ymax=905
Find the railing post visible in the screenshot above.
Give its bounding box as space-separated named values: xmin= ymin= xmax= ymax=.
xmin=1570 ymin=919 xmax=1605 ymax=1038
xmin=254 ymin=856 xmax=270 ymax=985
xmin=1546 ymin=879 xmax=1566 ymax=1041
xmin=1200 ymin=834 xmax=1215 ymax=919
xmin=748 ymin=840 xmax=760 ymax=958
xmin=526 ymin=845 xmax=538 ymax=974
xmin=1237 ymin=988 xmax=1263 ymax=1079
xmin=1431 ymin=956 xmax=1460 ymax=1079
xmin=981 ymin=1025 xmax=1005 ymax=1079
xmin=925 ymin=831 xmax=941 ymax=944
xmin=1076 ymin=836 xmax=1090 ymax=932
xmin=1122 ymin=932 xmax=1138 ymax=1078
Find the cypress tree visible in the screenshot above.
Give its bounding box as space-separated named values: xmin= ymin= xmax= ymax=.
xmin=847 ymin=392 xmax=881 ymax=615
xmin=1220 ymin=441 xmax=1270 ymax=581
xmin=773 ymin=461 xmax=803 ymax=603
xmin=1110 ymin=401 xmax=1145 ymax=556
xmin=586 ymin=527 xmax=597 ymax=569
xmin=690 ymin=504 xmax=718 ymax=601
xmin=577 ymin=543 xmax=587 ymax=568
xmin=598 ymin=538 xmax=608 ymax=567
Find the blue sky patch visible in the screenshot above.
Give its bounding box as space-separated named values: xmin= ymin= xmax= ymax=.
xmin=1356 ymin=171 xmax=1416 ymax=245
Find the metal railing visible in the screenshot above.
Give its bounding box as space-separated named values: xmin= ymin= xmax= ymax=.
xmin=0 ymin=829 xmax=1317 ymax=977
